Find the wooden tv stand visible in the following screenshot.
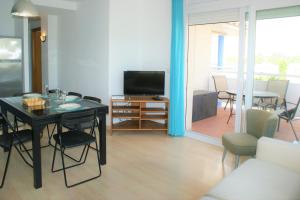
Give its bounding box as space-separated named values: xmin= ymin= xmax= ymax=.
xmin=110 ymin=96 xmax=169 ymax=134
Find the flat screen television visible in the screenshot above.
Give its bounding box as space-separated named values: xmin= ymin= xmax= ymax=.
xmin=124 ymin=71 xmax=165 ymax=96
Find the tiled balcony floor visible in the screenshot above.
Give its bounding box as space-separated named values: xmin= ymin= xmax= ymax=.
xmin=192 ymin=107 xmax=300 ymax=142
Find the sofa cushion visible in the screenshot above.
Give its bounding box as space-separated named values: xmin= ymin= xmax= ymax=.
xmin=205 ymin=159 xmax=300 ymax=200
xmin=222 ymin=133 xmax=257 ymax=156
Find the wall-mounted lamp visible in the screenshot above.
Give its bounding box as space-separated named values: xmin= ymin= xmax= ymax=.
xmin=40 ymin=32 xmax=47 ymax=42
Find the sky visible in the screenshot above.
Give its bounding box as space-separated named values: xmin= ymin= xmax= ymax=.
xmin=256 ymin=16 xmax=300 ymax=57
xmin=216 ymin=16 xmax=300 ymax=67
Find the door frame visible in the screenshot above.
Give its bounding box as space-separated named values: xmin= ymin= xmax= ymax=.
xmin=185 ymin=6 xmax=258 ymax=136
xmin=234 ymin=6 xmax=257 ymax=132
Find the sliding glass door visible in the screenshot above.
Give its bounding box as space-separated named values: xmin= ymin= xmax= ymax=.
xmin=187 ymin=5 xmax=300 ymax=141
xmin=236 ymin=5 xmax=300 ymax=142
xmin=234 ymin=7 xmax=256 ymax=132
xmin=187 ymin=9 xmax=244 ymax=138
xmin=250 ymin=6 xmax=300 ymax=141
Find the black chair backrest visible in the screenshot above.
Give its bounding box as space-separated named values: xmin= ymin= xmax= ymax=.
xmin=291 ymin=97 xmax=300 ymax=120
xmin=68 ymin=92 xmax=82 ymax=98
xmin=49 ymin=89 xmax=60 ymax=94
xmin=0 ymin=113 xmax=15 ymax=132
xmin=83 ymin=96 xmax=102 ymax=103
xmin=60 ymin=109 xmax=96 ymax=131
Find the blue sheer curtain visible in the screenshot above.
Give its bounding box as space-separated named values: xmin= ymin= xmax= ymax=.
xmin=169 ymin=0 xmax=185 ymax=136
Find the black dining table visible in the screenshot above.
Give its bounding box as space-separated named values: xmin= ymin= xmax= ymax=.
xmin=0 ymin=96 xmax=108 ymax=189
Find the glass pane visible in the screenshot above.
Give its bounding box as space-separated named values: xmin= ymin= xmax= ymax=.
xmin=187 ymin=22 xmax=239 ymax=138
xmin=253 ymin=7 xmax=300 ymax=142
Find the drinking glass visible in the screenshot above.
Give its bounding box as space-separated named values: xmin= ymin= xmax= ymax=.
xmin=56 ymin=89 xmax=60 ymax=99
xmin=61 ymin=90 xmax=67 ymax=102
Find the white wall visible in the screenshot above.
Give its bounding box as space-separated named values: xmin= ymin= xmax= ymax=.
xmin=40 ymin=15 xmax=49 ymax=90
xmin=57 ymin=0 xmax=109 ymax=103
xmin=186 ymin=25 xmax=212 ymax=130
xmin=47 ymin=15 xmax=58 ymax=90
xmin=108 ymin=0 xmax=171 ymax=97
xmin=0 ymin=0 xmax=17 ymax=36
xmin=41 ymin=15 xmax=59 ymax=90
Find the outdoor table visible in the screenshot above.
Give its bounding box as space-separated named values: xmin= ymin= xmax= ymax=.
xmin=225 ymin=90 xmax=279 ymax=123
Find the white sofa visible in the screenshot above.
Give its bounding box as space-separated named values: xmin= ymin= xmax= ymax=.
xmin=201 ymin=137 xmax=300 ymax=200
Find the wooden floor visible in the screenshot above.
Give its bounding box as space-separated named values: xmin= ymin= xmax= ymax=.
xmin=0 ymin=129 xmax=237 ymax=200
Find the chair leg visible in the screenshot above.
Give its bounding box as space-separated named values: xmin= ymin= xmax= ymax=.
xmin=19 ymin=124 xmax=56 ymax=153
xmin=51 ymin=122 xmax=89 ymax=163
xmin=277 ymin=118 xmax=281 ymax=131
xmin=47 ymin=124 xmax=57 ymax=146
xmin=94 ymin=141 xmax=102 ymax=175
xmin=60 ymin=144 xmax=101 ymax=188
xmin=51 ymin=142 xmax=58 ymax=172
xmin=235 ymin=155 xmax=240 ymax=168
xmin=224 ymin=99 xmax=229 ymax=110
xmin=52 ymin=145 xmax=90 ymax=173
xmin=60 ymin=147 xmax=69 ymax=188
xmin=222 ymin=149 xmax=227 ymax=162
xmin=289 ymin=121 xmax=299 ymax=141
xmin=58 ymin=145 xmax=88 ymax=163
xmin=14 ymin=144 xmax=33 ymax=168
xmin=0 ymin=145 xmax=12 ymax=188
xmin=89 ymin=121 xmax=100 ymax=152
xmin=227 ymin=98 xmax=233 ymax=124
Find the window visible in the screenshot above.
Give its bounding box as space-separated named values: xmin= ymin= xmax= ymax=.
xmin=209 ymin=23 xmax=239 ymax=71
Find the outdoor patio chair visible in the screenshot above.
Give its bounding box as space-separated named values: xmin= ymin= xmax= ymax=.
xmin=212 ymin=75 xmax=232 ymax=110
xmin=277 ymin=97 xmax=300 ymax=141
xmin=258 ymin=79 xmax=289 ymax=110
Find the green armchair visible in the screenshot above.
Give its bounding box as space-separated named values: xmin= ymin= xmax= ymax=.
xmin=222 ymin=109 xmax=279 ymax=168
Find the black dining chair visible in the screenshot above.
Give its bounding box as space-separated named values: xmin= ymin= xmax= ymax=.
xmin=61 ymin=95 xmax=100 ymax=132
xmin=54 ymin=96 xmax=102 ymax=162
xmin=67 ymin=92 xmax=82 ymax=98
xmin=51 ymin=109 xmax=101 ymax=188
xmin=83 ymin=96 xmax=102 ymax=152
xmin=48 ymin=89 xmax=59 ymax=94
xmin=0 ymin=113 xmax=33 ymax=188
xmin=83 ymin=96 xmax=102 ymax=104
xmin=63 ymin=96 xmax=102 ymax=153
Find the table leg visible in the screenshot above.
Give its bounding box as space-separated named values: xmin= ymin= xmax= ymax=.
xmin=274 ymin=97 xmax=279 ymax=110
xmin=32 ymin=121 xmax=42 ymax=189
xmin=1 ymin=107 xmax=9 ymax=152
xmin=98 ymin=113 xmax=106 ymax=165
xmin=227 ymin=96 xmax=234 ymax=124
